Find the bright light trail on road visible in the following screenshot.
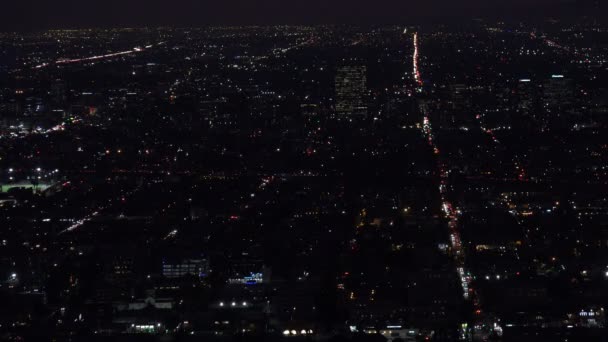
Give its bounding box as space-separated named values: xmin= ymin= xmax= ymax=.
xmin=34 ymin=42 xmax=165 ymax=69
xmin=413 ymin=33 xmax=423 ymax=87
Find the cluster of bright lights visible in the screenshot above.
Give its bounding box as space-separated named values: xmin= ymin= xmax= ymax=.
xmin=283 ymin=329 xmax=313 ymax=336
xmin=218 ymin=301 xmax=248 ymax=307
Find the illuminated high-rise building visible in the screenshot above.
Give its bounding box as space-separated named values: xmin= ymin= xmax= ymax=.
xmin=51 ymin=79 xmax=67 ymax=106
xmin=516 ymin=78 xmax=539 ymax=117
xmin=335 ymin=66 xmax=368 ymax=116
xmin=543 ymin=75 xmax=573 ymax=108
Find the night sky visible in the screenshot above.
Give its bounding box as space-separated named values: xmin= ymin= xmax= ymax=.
xmin=0 ymin=0 xmax=602 ymax=30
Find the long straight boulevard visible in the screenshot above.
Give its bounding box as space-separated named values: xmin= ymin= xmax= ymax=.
xmin=409 ymin=30 xmax=501 ymax=340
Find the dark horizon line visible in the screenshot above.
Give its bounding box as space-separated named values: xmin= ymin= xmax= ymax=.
xmin=1 ymin=0 xmax=606 ymax=33
xmin=1 ymin=16 xmax=606 ymax=33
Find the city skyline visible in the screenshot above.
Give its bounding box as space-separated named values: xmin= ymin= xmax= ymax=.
xmin=0 ymin=4 xmax=607 ymax=341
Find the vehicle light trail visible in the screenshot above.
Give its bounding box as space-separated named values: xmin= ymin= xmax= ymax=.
xmin=474 ymin=114 xmax=500 ymax=144
xmin=421 ymin=108 xmax=470 ymax=300
xmin=411 ymin=30 xmax=502 ymax=338
xmin=0 ymin=118 xmax=81 ymax=140
xmin=413 ymin=33 xmax=423 ymax=87
xmin=56 ymin=49 xmax=137 ymax=65
xmin=414 ymin=33 xmax=472 ymax=303
xmin=530 ymin=32 xmax=585 ymax=60
xmin=34 ymin=42 xmax=164 ymax=69
xmin=58 ymin=185 xmax=141 ymax=235
xmin=35 ymin=49 xmax=137 ymax=69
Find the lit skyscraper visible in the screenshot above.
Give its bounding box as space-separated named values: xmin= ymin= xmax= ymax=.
xmin=335 ymin=66 xmax=368 ymax=116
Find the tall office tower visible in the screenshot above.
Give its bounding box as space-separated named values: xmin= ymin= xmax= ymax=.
xmin=542 ymin=74 xmax=575 ymax=128
xmin=543 ymin=75 xmax=573 ymax=111
xmin=335 ymin=66 xmax=368 ymax=116
xmin=447 ymin=83 xmax=467 ymax=110
xmin=516 ymin=79 xmax=539 ymax=117
xmin=51 ymin=79 xmax=67 ymax=106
